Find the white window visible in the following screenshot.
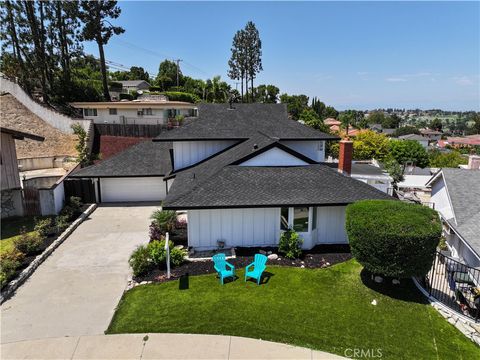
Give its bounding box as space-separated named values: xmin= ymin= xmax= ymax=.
xmin=84 ymin=108 xmax=97 ymax=116
xmin=293 ymin=207 xmax=309 ymax=232
xmin=142 ymin=108 xmax=153 ymax=115
xmin=109 ymin=108 xmax=117 ymax=115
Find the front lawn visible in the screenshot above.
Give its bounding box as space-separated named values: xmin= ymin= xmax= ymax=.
xmin=107 ymin=260 xmax=479 ymax=359
xmin=0 ymin=216 xmax=40 ymax=255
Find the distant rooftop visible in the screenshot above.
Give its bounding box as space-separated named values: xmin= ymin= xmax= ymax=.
xmin=117 ymin=80 xmax=150 ymax=87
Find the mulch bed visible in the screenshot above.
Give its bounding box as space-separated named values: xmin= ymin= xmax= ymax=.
xmin=135 ymin=244 xmax=352 ymax=284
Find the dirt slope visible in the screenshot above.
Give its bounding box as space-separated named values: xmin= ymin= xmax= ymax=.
xmin=0 ymin=93 xmax=78 ymax=159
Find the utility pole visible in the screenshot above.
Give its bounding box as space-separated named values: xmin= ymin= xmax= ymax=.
xmin=175 ymin=59 xmax=182 ymax=87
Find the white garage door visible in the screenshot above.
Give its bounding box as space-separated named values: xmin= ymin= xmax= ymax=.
xmin=100 ymin=177 xmax=166 ymax=202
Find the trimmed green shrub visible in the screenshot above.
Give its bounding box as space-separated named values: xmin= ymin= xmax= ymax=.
xmin=149 ymin=86 xmax=162 ymax=92
xmin=60 ymin=196 xmax=83 ymax=221
xmin=13 ymin=231 xmax=44 ymax=255
xmin=147 ymin=239 xmax=186 ymax=267
xmin=55 ymin=215 xmax=71 ymax=233
xmin=0 ymin=249 xmax=24 ymax=287
xmin=34 ymin=218 xmax=55 ymax=237
xmin=150 ymin=210 xmax=177 ymax=233
xmin=279 ymin=229 xmax=303 ymax=259
xmin=346 ymin=200 xmax=442 ymax=278
xmin=160 ymin=91 xmax=200 ymax=103
xmin=129 ymin=245 xmax=153 ymax=277
xmin=170 ymin=247 xmax=187 ymax=267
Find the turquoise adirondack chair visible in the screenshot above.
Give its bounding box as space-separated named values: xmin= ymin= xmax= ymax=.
xmin=245 ymin=254 xmax=267 ymax=285
xmin=212 ymin=253 xmax=235 ymax=285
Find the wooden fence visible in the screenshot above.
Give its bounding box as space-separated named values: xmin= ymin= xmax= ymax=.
xmin=94 ymin=124 xmax=168 ymax=138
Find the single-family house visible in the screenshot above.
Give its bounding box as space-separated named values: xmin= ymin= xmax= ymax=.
xmin=427 ymin=168 xmax=480 ymax=267
xmin=71 ymin=100 xmax=197 ymax=125
xmin=119 ymin=80 xmax=150 ymax=94
xmin=420 ymin=129 xmax=442 ymax=142
xmin=1 ymin=127 xmax=44 ymax=218
xmin=350 ymin=163 xmax=393 ymax=195
xmin=398 ymin=134 xmax=429 ymax=148
xmin=70 ymin=104 xmax=392 ymax=250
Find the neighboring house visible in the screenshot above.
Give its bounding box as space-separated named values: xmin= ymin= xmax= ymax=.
xmin=437 ymin=135 xmax=480 ymax=149
xmin=70 ymin=104 xmax=391 ymax=250
xmin=427 ymin=168 xmax=480 ymax=268
xmin=324 ymin=118 xmax=341 ymax=132
xmin=397 ymin=166 xmax=434 ymax=205
xmin=71 ymin=100 xmax=197 ymax=125
xmin=420 ymin=129 xmax=442 ymax=141
xmin=398 ymin=134 xmax=429 ymax=148
xmin=109 ymin=80 xmax=151 ymax=99
xmin=350 ymin=163 xmax=393 ymax=195
xmin=1 ymin=127 xmax=44 ymax=218
xmin=369 ymin=123 xmax=395 ymax=136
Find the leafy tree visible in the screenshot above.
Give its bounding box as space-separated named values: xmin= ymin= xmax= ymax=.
xmin=389 ymin=140 xmax=429 ymax=168
xmin=280 ymin=94 xmax=309 ymax=120
xmin=244 ymin=21 xmax=262 ymax=101
xmin=367 ymin=111 xmax=387 ymax=125
xmin=155 ymin=59 xmax=182 ymax=91
xmin=228 ymin=21 xmax=262 ymax=102
xmin=255 ymin=84 xmax=279 ymax=103
xmin=352 ymin=130 xmax=390 ymax=161
xmin=383 ymin=156 xmax=404 ymax=186
xmin=393 ymin=126 xmax=420 ymax=137
xmin=80 ymin=1 xmax=124 ymax=101
xmin=129 ymin=66 xmax=149 ymax=81
xmin=299 ymin=109 xmax=331 ymax=133
xmin=71 ymin=124 xmax=92 ymax=166
xmin=429 ymin=150 xmax=468 ymax=168
xmin=429 ymin=118 xmax=443 ymax=131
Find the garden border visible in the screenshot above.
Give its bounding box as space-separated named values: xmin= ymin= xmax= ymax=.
xmin=0 ymin=204 xmax=97 ymax=304
xmin=412 ymin=276 xmax=480 ymax=345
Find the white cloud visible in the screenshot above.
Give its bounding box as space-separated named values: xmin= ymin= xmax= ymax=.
xmin=452 ymin=76 xmax=474 ymax=86
xmin=386 ymin=77 xmax=407 ymax=82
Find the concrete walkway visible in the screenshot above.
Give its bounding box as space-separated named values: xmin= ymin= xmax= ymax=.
xmin=1 ymin=204 xmax=159 ymax=344
xmin=0 ymin=334 xmax=345 ymax=359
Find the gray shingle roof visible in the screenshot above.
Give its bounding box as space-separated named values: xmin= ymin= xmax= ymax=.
xmin=351 ymin=163 xmax=387 ymax=177
xmin=118 ymin=80 xmax=150 ymax=87
xmin=70 ymin=141 xmax=172 ymax=177
xmin=163 ymin=163 xmax=392 ymax=209
xmin=398 ymin=134 xmax=426 ymax=141
xmin=441 ymin=169 xmax=480 ymax=256
xmin=154 ymin=103 xmax=339 ymax=141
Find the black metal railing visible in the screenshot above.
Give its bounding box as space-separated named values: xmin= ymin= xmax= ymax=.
xmin=423 ymin=251 xmax=480 ymax=322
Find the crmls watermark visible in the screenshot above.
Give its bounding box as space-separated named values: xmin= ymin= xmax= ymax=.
xmin=344 ymin=348 xmax=383 ymax=358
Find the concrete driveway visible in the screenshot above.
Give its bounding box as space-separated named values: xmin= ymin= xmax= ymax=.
xmin=1 ymin=204 xmax=159 ymax=344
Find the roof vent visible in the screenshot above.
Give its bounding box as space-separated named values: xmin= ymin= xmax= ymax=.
xmin=253 ymin=144 xmax=258 ymax=150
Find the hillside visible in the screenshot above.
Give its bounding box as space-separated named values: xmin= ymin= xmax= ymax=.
xmin=0 ymin=93 xmax=78 ymax=159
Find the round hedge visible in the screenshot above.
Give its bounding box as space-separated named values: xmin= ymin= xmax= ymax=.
xmin=345 ymin=200 xmax=441 ymax=278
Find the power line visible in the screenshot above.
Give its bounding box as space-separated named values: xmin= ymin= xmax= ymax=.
xmin=114 ymin=39 xmax=210 ymax=77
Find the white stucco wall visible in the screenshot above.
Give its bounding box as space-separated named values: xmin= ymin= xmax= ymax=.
xmin=431 ymin=176 xmax=454 ymax=221
xmin=83 ymin=108 xmax=193 ymax=125
xmin=173 ymin=140 xmax=237 ymax=170
xmin=239 ymin=147 xmax=308 ymax=166
xmin=280 ymin=140 xmax=325 ymax=162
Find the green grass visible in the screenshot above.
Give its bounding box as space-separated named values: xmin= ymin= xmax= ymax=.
xmin=107 ymin=260 xmax=479 ymax=359
xmin=0 ymin=216 xmax=40 ymax=255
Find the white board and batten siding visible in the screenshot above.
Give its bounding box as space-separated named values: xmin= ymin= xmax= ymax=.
xmin=100 ymin=177 xmax=165 ymax=202
xmin=187 ymin=206 xmax=349 ymax=250
xmin=280 ymin=140 xmax=325 ymax=162
xmin=239 ymin=147 xmax=308 ymax=166
xmin=188 ymin=208 xmax=281 ymax=249
xmin=173 ymin=140 xmax=237 ymax=170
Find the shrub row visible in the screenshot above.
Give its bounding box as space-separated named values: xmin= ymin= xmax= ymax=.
xmin=0 ymin=197 xmax=84 ymax=288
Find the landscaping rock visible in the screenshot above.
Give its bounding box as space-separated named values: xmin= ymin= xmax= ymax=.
xmin=371 ymin=299 xmax=377 ymax=306
xmin=267 ymin=251 xmax=272 ymax=255
xmin=301 ymin=265 xmax=305 ymax=268
xmin=392 ymin=279 xmax=400 ymax=285
xmin=259 ymin=250 xmax=267 ymax=255
xmin=448 ymin=317 xmax=457 ymax=326
xmin=374 ymin=276 xmax=383 ymax=283
xmin=174 ymin=245 xmax=184 ymax=250
xmin=268 ymin=254 xmax=278 ymax=260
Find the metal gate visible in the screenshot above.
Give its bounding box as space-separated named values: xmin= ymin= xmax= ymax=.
xmin=64 ymin=179 xmax=96 ymax=203
xmin=22 ymin=187 xmax=41 ymax=216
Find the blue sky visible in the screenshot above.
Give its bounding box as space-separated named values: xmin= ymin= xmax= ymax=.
xmin=84 ymin=1 xmax=480 ymax=111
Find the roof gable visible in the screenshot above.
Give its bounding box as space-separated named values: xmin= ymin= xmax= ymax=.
xmin=233 ymin=143 xmax=315 ymax=166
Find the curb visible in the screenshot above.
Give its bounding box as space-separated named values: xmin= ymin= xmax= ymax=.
xmin=0 ymin=204 xmax=97 ymax=304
